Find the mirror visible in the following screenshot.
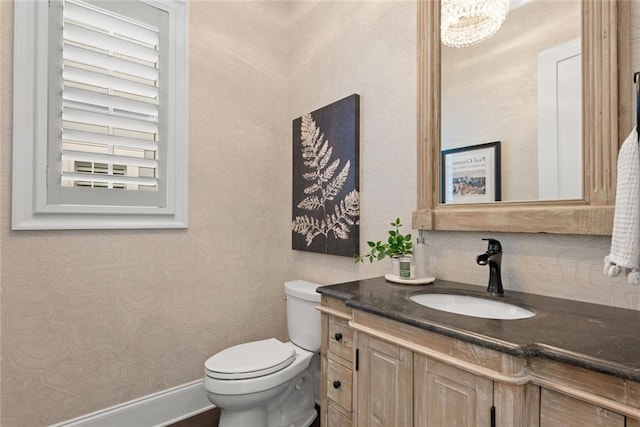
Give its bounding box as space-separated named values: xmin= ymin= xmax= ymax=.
xmin=441 ymin=0 xmax=581 ymax=203
xmin=414 ymin=0 xmax=631 ymax=235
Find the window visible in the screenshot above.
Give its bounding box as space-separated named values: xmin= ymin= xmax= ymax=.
xmin=12 ymin=0 xmax=188 ymax=229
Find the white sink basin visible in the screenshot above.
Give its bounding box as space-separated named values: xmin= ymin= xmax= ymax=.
xmin=409 ymin=293 xmax=535 ymax=320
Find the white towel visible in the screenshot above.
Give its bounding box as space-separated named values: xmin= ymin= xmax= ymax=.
xmin=604 ymin=126 xmax=640 ymax=285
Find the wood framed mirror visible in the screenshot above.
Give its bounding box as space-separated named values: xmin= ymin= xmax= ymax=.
xmin=413 ymin=0 xmax=631 ymax=235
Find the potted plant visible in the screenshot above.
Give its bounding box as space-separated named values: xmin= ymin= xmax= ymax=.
xmin=354 ymin=218 xmax=414 ymax=277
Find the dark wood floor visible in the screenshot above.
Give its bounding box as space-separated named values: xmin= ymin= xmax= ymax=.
xmin=168 ymin=405 xmax=321 ymax=427
xmin=168 ymin=408 xmax=220 ymax=427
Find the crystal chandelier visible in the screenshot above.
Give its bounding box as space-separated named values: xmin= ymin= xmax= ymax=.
xmin=441 ymin=0 xmax=510 ymax=48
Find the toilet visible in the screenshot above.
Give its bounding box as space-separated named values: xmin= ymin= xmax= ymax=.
xmin=203 ymin=280 xmax=321 ymax=427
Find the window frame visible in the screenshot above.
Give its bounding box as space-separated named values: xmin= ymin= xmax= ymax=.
xmin=12 ymin=0 xmax=189 ymax=230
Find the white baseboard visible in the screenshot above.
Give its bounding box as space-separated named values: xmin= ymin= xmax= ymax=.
xmin=49 ymin=380 xmax=215 ymax=427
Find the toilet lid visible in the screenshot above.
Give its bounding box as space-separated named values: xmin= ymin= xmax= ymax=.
xmin=204 ymin=338 xmax=296 ymax=380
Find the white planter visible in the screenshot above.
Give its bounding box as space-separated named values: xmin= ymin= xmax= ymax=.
xmin=391 ymin=257 xmax=400 ymax=276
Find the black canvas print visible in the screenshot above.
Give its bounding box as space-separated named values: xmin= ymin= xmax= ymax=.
xmin=292 ymin=94 xmax=360 ymax=257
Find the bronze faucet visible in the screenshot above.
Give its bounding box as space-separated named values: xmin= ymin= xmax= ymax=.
xmin=476 ymin=238 xmax=504 ymax=296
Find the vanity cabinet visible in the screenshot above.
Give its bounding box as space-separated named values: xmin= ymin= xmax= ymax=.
xmin=318 ymin=292 xmax=640 ymax=427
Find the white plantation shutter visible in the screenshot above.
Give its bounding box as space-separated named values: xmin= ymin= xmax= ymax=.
xmin=12 ymin=0 xmax=188 ymax=229
xmin=55 ymin=0 xmax=161 ymax=197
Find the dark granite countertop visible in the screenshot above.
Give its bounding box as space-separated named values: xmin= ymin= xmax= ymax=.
xmin=317 ymin=276 xmax=640 ymax=382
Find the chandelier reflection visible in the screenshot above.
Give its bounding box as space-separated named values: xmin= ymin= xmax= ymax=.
xmin=441 ymin=0 xmax=510 ymax=48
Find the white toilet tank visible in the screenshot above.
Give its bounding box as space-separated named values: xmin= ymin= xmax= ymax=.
xmin=284 ymin=280 xmax=321 ymax=352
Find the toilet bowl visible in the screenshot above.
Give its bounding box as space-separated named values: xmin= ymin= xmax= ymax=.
xmin=203 ymin=280 xmax=321 ymax=427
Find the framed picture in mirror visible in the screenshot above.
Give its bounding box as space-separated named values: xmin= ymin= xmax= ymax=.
xmin=441 ymin=141 xmax=501 ymax=204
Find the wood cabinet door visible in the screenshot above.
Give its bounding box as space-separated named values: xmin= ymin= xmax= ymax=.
xmin=357 ymin=333 xmax=413 ymax=427
xmin=414 ymin=354 xmax=493 ymax=427
xmin=540 ymin=388 xmax=625 ymax=427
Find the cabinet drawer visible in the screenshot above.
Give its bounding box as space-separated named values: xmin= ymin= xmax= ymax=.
xmin=540 ymin=388 xmax=624 ymax=427
xmin=327 ymin=403 xmax=352 ymax=427
xmin=328 ymin=316 xmax=353 ymax=364
xmin=327 ymin=359 xmax=353 ymax=413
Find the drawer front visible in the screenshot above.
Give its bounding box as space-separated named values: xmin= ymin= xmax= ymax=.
xmin=327 ymin=359 xmax=353 ymax=413
xmin=540 ymin=388 xmax=625 ymax=427
xmin=327 ymin=403 xmax=352 ymax=427
xmin=328 ymin=316 xmax=353 ymax=364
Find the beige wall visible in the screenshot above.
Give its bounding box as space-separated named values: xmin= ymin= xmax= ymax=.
xmin=288 ymin=0 xmax=418 ymax=284
xmin=1 ymin=1 xmax=290 ymax=425
xmin=2 ymin=0 xmax=640 ymax=426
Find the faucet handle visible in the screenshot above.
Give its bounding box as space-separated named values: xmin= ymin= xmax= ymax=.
xmin=482 ymin=238 xmax=502 ymax=252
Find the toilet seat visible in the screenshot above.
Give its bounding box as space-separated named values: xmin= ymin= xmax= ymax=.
xmin=205 ymin=338 xmax=296 ymax=380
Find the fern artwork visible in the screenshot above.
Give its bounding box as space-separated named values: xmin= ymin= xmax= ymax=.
xmin=292 ymin=94 xmax=360 ymax=257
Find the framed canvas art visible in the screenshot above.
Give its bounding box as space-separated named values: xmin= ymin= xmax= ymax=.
xmin=291 ymin=94 xmax=360 ymax=257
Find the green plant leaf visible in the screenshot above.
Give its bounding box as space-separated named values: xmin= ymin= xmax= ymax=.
xmin=359 ymin=218 xmax=415 ymax=260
